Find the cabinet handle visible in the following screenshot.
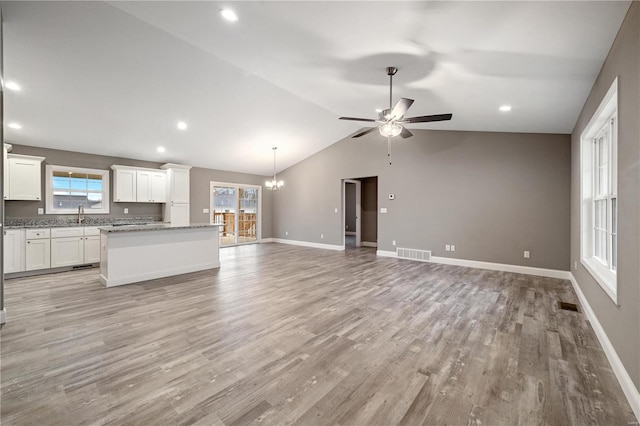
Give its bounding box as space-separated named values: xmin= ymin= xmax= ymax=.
xmin=27 ymin=241 xmax=31 ymax=244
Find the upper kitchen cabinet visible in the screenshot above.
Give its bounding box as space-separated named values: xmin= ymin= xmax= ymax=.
xmin=4 ymin=147 xmax=45 ymax=201
xmin=161 ymin=163 xmax=191 ymax=204
xmin=111 ymin=165 xmax=166 ymax=203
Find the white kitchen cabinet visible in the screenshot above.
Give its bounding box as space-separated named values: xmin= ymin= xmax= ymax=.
xmin=112 ymin=166 xmax=137 ymax=202
xmin=51 ymin=236 xmax=84 ymax=268
xmin=3 ymin=144 xmax=9 ymax=199
xmin=161 ymin=164 xmax=191 ymax=225
xmin=4 ymin=229 xmax=25 ymax=273
xmin=26 ymin=239 xmax=51 ymax=271
xmin=136 ymin=170 xmax=166 ymax=203
xmin=5 ymin=154 xmax=45 ymax=201
xmin=84 ymin=236 xmax=101 ymax=263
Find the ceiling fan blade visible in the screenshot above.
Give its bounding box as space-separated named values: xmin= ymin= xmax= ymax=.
xmin=352 ymin=127 xmax=378 ymax=138
xmin=399 ymin=127 xmax=413 ymax=139
xmin=339 ymin=116 xmax=377 ymax=122
xmin=400 ymin=113 xmax=453 ymax=124
xmin=390 ymin=98 xmax=414 ymax=119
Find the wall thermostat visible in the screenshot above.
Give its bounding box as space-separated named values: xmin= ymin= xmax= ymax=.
xmin=388 ymin=194 xmax=395 ymax=200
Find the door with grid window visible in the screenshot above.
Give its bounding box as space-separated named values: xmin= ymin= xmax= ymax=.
xmin=211 ymin=182 xmax=260 ymax=246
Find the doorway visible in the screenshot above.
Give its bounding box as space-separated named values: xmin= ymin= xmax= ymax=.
xmin=210 ymin=182 xmax=261 ymax=246
xmin=343 ymin=177 xmax=378 ymax=249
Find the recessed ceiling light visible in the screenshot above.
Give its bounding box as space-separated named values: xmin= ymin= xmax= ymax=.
xmin=8 ymin=122 xmax=22 ymax=129
xmin=157 ymin=146 xmax=166 ymax=153
xmin=220 ymin=9 xmax=238 ymax=22
xmin=499 ymin=105 xmax=512 ymax=112
xmin=5 ymin=81 xmax=21 ymax=91
xmin=177 ymin=121 xmax=188 ymax=130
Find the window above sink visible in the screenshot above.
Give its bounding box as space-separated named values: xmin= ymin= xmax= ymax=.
xmin=45 ymin=165 xmax=110 ymax=214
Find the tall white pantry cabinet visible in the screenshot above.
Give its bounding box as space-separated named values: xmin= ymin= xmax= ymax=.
xmin=161 ymin=164 xmax=191 ymax=226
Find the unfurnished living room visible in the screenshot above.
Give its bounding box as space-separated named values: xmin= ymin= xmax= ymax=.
xmin=0 ymin=1 xmax=639 ymax=425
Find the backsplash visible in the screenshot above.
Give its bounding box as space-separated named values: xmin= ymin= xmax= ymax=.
xmin=5 ymin=216 xmax=163 ymax=228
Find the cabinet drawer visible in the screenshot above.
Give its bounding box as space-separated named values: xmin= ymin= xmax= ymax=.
xmin=83 ymin=227 xmax=100 ymax=236
xmin=25 ymin=228 xmax=50 ymax=239
xmin=51 ymin=227 xmax=84 ymax=238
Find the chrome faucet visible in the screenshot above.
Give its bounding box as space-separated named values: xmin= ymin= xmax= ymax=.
xmin=78 ymin=205 xmax=85 ymax=224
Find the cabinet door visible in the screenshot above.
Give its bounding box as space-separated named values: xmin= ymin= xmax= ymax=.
xmin=83 ymin=236 xmax=100 ymax=263
xmin=8 ymin=157 xmax=41 ymax=200
xmin=169 ymin=203 xmax=190 ymax=226
xmin=4 ymin=230 xmax=25 ymax=273
xmin=26 ymin=239 xmax=51 ymax=271
xmin=136 ymin=170 xmax=151 ymax=202
xmin=151 ymin=172 xmax=166 ymax=203
xmin=51 ymin=237 xmax=84 ymax=267
xmin=114 ymin=169 xmax=136 ymax=202
xmin=3 ymin=145 xmax=8 ymax=199
xmin=171 ymin=169 xmax=190 ymax=203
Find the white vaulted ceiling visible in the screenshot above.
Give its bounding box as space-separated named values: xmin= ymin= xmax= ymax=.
xmin=1 ymin=1 xmax=631 ymax=175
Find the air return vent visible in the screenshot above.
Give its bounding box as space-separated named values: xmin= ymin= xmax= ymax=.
xmin=396 ymin=248 xmax=432 ymax=262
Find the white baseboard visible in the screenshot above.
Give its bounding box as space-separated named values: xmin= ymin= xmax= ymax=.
xmin=0 ymin=308 xmax=6 ymax=325
xmin=345 ymin=231 xmax=356 ymax=236
xmin=430 ymin=256 xmax=571 ymax=280
xmin=376 ymin=250 xmax=570 ymax=280
xmin=361 ymin=241 xmax=377 ymax=248
xmin=260 ymin=238 xmax=274 ymax=243
xmin=569 ymin=274 xmax=640 ymax=421
xmin=271 ymin=238 xmax=345 ymax=251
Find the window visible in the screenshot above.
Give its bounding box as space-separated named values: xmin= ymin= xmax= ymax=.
xmin=46 ymin=165 xmax=110 ymax=214
xmin=580 ymin=78 xmax=617 ymax=303
xmin=210 ymin=182 xmax=261 ymax=246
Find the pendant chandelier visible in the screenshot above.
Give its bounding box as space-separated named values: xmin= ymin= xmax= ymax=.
xmin=265 ymin=147 xmax=284 ymax=190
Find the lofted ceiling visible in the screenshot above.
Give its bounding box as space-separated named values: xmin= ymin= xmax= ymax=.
xmin=1 ymin=1 xmax=631 ymax=175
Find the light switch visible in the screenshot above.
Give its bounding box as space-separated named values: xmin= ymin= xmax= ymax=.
xmin=334 ymin=208 xmax=338 ymax=213
xmin=524 ymin=251 xmax=530 ymax=258
xmin=124 ymin=208 xmax=129 ymax=214
xmin=203 ymin=208 xmax=209 ymax=214
xmin=380 ymin=208 xmax=387 ymax=214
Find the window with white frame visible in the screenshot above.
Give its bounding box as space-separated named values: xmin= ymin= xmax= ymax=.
xmin=46 ymin=165 xmax=110 ymax=214
xmin=580 ymin=78 xmax=618 ymax=303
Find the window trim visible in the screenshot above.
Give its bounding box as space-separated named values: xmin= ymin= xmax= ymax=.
xmin=45 ymin=165 xmax=110 ymax=215
xmin=580 ymin=77 xmax=618 ymax=304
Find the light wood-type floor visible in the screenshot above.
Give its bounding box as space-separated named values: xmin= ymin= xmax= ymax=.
xmin=1 ymin=243 xmax=636 ymax=425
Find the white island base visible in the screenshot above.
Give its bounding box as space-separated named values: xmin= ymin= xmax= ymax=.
xmin=99 ymin=224 xmax=220 ymax=287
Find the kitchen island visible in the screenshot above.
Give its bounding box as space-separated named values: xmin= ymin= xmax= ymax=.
xmin=99 ymin=223 xmax=222 ymax=287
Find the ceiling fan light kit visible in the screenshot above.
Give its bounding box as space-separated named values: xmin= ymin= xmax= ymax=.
xmin=339 ymin=66 xmax=453 ymax=140
xmin=265 ymin=147 xmax=284 ymax=191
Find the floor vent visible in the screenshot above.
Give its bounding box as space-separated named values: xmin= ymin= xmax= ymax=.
xmin=396 ymin=248 xmax=432 ymax=262
xmin=72 ymin=264 xmax=94 ymax=270
xmin=558 ymin=301 xmax=580 ymax=312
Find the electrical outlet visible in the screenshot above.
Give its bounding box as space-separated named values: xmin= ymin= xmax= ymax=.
xmin=451 ymin=245 xmax=456 ymax=252
xmin=37 ymin=208 xmax=44 ymax=215
xmin=445 ymin=245 xmax=451 ymax=251
xmin=334 ymin=207 xmax=338 ymax=213
xmin=524 ymin=250 xmax=530 ymax=259
xmin=285 ymin=231 xmax=288 ymax=236
xmin=320 ymin=234 xmax=324 ymax=239
xmin=380 ymin=208 xmax=387 ymax=213
xmin=392 ymin=240 xmax=396 ymax=246
xmin=202 ymin=208 xmax=209 ymax=214
xmin=574 ymin=261 xmax=578 ymax=270
xmin=124 ymin=208 xmax=129 ymax=214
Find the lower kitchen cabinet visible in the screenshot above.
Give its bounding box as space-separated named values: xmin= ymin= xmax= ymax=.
xmin=4 ymin=229 xmax=25 ymax=273
xmin=51 ymin=237 xmax=84 ymax=268
xmin=26 ymin=239 xmax=51 ymax=271
xmin=84 ymin=236 xmax=100 ymax=263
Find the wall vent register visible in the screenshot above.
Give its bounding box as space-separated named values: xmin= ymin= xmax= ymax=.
xmin=396 ymin=248 xmax=432 ymax=262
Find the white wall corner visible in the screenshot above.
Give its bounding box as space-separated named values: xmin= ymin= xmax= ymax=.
xmin=569 ymin=274 xmax=640 ymax=422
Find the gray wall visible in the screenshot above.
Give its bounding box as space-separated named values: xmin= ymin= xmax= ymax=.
xmin=345 ymin=182 xmax=356 ymax=232
xmin=570 ymin=2 xmax=640 ymax=391
xmin=272 ymin=130 xmax=570 ymax=271
xmin=190 ymin=167 xmax=272 ymax=239
xmin=360 ymin=177 xmax=378 ymax=243
xmin=5 ymin=145 xmax=272 ymax=238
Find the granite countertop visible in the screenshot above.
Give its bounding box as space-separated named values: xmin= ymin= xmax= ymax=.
xmin=4 ymin=217 xmax=163 ymax=230
xmin=99 ymin=223 xmax=222 ymax=233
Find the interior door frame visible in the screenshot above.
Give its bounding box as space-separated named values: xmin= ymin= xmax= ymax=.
xmin=343 ymin=179 xmax=361 ymax=247
xmin=210 ymin=181 xmax=262 ymax=246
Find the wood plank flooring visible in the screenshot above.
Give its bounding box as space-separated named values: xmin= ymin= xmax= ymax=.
xmin=1 ymin=243 xmax=636 ymax=425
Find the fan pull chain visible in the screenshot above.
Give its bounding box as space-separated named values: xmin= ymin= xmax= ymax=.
xmin=387 ymin=137 xmax=392 ymax=165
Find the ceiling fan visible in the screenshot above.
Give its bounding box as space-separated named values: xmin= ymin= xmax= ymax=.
xmin=339 ymin=67 xmax=453 ymax=139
